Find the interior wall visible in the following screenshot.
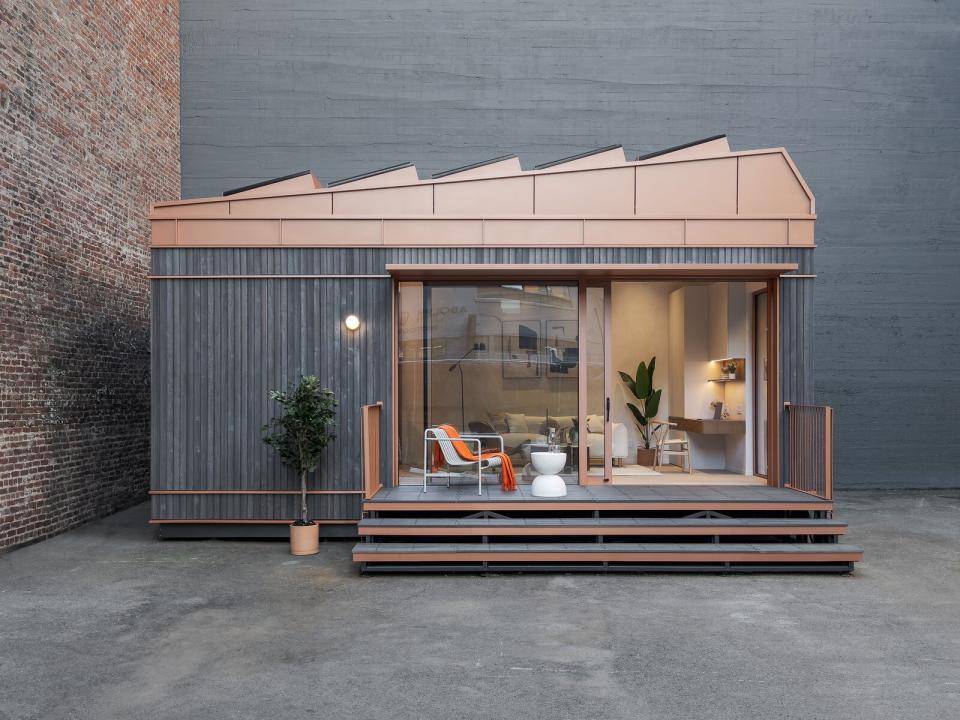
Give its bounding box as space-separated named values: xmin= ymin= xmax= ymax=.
xmin=679 ymin=286 xmax=726 ymax=469
xmin=611 ymin=282 xmax=675 ymax=452
xmin=662 ymin=282 xmax=764 ymax=473
xmin=668 ymin=289 xmax=685 ymax=421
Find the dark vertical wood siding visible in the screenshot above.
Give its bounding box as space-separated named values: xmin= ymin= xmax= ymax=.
xmin=779 ymin=276 xmax=815 ymax=486
xmin=152 ymin=246 xmax=814 ymax=275
xmin=151 ymin=246 xmax=812 ymax=526
xmin=151 ymin=272 xmax=391 ymax=522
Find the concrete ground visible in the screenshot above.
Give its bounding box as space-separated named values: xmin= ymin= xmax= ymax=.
xmin=1 ymin=491 xmax=957 ymax=720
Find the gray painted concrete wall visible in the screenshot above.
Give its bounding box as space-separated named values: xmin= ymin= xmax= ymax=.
xmin=179 ymin=1 xmax=960 ymax=488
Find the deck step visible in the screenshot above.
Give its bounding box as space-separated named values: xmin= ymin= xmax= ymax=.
xmin=353 ymin=542 xmax=863 ymax=572
xmin=363 ymin=486 xmax=833 ymax=514
xmin=364 ymin=499 xmax=832 ymax=513
xmin=358 ymin=517 xmax=847 ymax=537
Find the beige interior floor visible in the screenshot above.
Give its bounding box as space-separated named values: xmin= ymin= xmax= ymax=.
xmin=610 ymin=463 xmax=767 ymax=486
xmin=398 ymin=465 xmax=766 ymax=486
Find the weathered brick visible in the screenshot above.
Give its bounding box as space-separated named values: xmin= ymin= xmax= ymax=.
xmin=0 ymin=1 xmax=180 ymax=551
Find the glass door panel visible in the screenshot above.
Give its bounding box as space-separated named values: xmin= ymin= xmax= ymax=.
xmin=397 ymin=282 xmax=580 ymax=486
xmin=580 ymin=284 xmax=611 ymax=482
xmin=754 ymin=291 xmax=769 ymax=477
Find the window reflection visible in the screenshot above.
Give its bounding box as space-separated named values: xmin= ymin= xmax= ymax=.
xmin=398 ymin=283 xmax=580 ymax=485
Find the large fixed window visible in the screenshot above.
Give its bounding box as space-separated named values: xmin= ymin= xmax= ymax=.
xmin=397 ymin=282 xmax=580 ymax=484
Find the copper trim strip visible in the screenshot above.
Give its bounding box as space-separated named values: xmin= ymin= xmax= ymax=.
xmin=154 ymin=243 xmax=813 ymax=250
xmin=151 ymin=519 xmax=358 ymax=525
xmin=149 ymin=274 xmax=391 ymax=280
xmin=152 ymin=213 xmax=819 ymax=221
xmin=149 ymin=490 xmax=364 ymax=495
xmin=363 ymin=501 xmax=832 ymax=512
xmin=385 ymin=263 xmax=799 ymax=280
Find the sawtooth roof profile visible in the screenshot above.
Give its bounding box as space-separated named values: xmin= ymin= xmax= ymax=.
xmin=151 ymin=135 xmax=815 ymax=249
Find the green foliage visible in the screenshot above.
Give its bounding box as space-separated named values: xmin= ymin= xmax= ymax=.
xmin=262 ymin=375 xmax=337 ymax=524
xmin=618 ymin=357 xmax=661 ymax=449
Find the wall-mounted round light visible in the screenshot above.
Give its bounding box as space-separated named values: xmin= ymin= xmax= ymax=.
xmin=344 ymin=314 xmax=361 ymax=331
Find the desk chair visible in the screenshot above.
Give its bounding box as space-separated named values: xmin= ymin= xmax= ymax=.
xmin=650 ymin=418 xmax=692 ymax=473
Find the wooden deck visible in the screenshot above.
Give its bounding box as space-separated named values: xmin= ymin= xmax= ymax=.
xmin=354 ymin=483 xmax=861 ymax=573
xmin=364 ymin=483 xmax=833 ymax=512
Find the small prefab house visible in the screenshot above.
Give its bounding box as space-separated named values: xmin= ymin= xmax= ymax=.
xmin=150 ymin=135 xmax=861 ymax=572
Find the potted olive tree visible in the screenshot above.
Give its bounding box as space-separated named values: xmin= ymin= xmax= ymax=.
xmin=619 ymin=357 xmax=662 ymax=466
xmin=262 ymin=375 xmax=337 ymax=556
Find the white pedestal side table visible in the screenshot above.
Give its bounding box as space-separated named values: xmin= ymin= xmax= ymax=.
xmin=530 ymin=451 xmax=568 ymax=497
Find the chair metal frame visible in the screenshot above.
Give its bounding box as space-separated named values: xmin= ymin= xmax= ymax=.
xmin=422 ymin=427 xmax=505 ymax=495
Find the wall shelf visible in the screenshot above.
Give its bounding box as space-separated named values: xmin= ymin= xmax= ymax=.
xmin=709 ymin=357 xmax=745 ymax=382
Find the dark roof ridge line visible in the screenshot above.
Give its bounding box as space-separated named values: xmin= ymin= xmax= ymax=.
xmin=534 ymin=144 xmax=623 ymax=170
xmin=222 ymin=170 xmax=312 ymax=197
xmin=636 ymin=134 xmax=727 ymax=162
xmin=432 ymin=154 xmax=517 ymax=179
xmin=326 ymin=162 xmax=415 ymax=187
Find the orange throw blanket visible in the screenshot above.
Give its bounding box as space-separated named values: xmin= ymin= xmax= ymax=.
xmin=431 ymin=424 xmax=517 ymax=492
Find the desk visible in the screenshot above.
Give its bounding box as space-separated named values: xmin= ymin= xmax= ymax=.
xmin=668 ymin=416 xmax=746 ymax=436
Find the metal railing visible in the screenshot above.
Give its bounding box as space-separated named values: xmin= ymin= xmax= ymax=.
xmin=784 ymin=403 xmax=833 ymax=500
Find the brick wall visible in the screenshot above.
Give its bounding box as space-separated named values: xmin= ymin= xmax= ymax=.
xmin=0 ymin=2 xmax=179 ymax=550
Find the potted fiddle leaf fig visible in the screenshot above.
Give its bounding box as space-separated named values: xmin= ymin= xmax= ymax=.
xmin=618 ymin=357 xmax=662 ymax=466
xmin=262 ymin=375 xmax=337 ymax=555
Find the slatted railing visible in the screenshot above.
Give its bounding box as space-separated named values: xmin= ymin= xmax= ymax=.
xmin=361 ymin=402 xmax=383 ymax=499
xmin=784 ymin=403 xmax=833 ymax=500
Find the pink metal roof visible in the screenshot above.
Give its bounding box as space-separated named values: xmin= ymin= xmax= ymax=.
xmin=151 ymin=136 xmax=815 ymax=249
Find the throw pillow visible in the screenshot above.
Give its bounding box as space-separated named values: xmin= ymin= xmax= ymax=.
xmin=487 ymin=411 xmax=509 ymax=433
xmin=505 ymin=413 xmax=528 ymax=433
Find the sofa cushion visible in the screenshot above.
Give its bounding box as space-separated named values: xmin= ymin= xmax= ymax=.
xmin=505 ymin=413 xmax=528 ymax=433
xmin=524 ymin=415 xmax=546 ymax=433
xmin=468 ymin=420 xmax=496 ymax=435
xmin=487 ymin=411 xmax=509 ymax=433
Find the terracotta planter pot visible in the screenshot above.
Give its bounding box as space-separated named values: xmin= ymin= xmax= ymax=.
xmin=636 ymin=447 xmax=657 ymax=467
xmin=289 ymin=522 xmax=319 ymax=556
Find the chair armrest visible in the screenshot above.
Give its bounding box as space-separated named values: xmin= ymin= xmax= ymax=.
xmin=425 ymin=436 xmax=484 ymax=466
xmin=460 ymin=433 xmax=505 ymax=453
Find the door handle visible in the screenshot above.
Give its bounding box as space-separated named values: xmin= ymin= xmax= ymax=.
xmin=605 ymin=397 xmax=610 ymax=422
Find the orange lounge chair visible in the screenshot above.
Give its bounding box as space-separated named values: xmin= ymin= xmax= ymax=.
xmin=424 ymin=425 xmax=517 ymax=494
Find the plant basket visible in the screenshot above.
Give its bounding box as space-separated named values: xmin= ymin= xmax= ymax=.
xmin=636 ymin=447 xmax=657 ymax=467
xmin=290 ymin=521 xmax=320 ymax=556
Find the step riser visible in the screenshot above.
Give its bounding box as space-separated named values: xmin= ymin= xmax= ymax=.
xmin=359 ymin=562 xmax=856 ymax=574
xmin=358 ymin=487 xmax=855 ymax=573
xmin=355 ymin=551 xmax=863 ymax=563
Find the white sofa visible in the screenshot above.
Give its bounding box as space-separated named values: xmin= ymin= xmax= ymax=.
xmin=585 ymin=415 xmax=628 ymax=464
xmin=475 ymin=412 xmax=627 ymax=464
